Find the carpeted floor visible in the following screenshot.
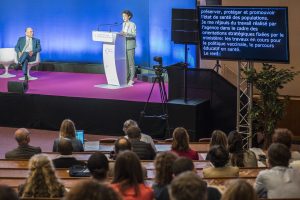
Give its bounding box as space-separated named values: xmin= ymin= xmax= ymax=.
xmin=0 ymin=69 xmax=167 ymax=103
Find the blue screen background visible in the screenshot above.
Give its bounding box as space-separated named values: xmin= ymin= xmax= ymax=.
xmin=0 ymin=0 xmax=197 ymax=67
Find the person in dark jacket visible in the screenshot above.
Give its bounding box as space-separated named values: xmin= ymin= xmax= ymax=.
xmin=52 ymin=138 xmax=85 ymax=168
xmin=127 ymin=126 xmax=156 ymax=160
xmin=52 ymin=119 xmax=84 ymax=152
xmin=5 ymin=128 xmax=41 ymax=159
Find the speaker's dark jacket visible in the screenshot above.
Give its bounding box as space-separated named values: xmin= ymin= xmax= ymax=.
xmin=5 ymin=144 xmax=41 ymax=159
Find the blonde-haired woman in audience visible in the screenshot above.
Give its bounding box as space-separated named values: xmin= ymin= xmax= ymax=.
xmin=18 ymin=154 xmax=65 ymax=198
xmin=222 ymin=180 xmax=258 ymax=200
xmin=171 ymin=127 xmax=199 ymax=160
xmin=52 ymin=119 xmax=84 ymax=152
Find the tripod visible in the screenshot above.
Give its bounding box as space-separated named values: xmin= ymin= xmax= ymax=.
xmin=140 ymin=72 xmax=170 ymax=138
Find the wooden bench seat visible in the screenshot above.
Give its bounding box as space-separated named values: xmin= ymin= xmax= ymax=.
xmin=0 ymin=159 xmax=212 ymax=169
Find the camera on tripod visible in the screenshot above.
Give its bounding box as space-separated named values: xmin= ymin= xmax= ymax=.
xmin=153 ymin=56 xmax=165 ymax=76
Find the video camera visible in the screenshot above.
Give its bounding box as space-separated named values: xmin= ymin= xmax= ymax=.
xmin=153 ymin=56 xmax=165 ymax=76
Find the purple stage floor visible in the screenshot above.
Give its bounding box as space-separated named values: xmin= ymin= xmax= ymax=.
xmin=0 ymin=69 xmax=167 ymax=103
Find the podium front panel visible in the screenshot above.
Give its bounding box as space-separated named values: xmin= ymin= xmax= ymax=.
xmin=103 ymin=44 xmax=119 ymax=85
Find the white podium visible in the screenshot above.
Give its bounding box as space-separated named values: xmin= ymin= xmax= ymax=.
xmin=92 ymin=31 xmax=128 ymax=89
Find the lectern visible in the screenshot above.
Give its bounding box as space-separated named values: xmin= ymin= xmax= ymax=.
xmin=92 ymin=31 xmax=128 ymax=89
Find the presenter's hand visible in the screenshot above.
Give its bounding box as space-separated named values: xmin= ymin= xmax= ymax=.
xmin=29 ymin=51 xmax=33 ymax=57
xmin=18 ymin=52 xmax=22 ymax=58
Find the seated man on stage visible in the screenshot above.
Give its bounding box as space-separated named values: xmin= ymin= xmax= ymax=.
xmin=121 ymin=10 xmax=136 ymax=86
xmin=15 ymin=27 xmax=41 ymax=81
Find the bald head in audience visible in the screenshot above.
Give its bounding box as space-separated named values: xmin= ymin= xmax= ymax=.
xmin=15 ymin=128 xmax=31 ymax=146
xmin=111 ymin=137 xmax=132 ymax=159
xmin=115 ymin=137 xmax=132 ymax=154
xmin=5 ymin=128 xmax=41 ymax=159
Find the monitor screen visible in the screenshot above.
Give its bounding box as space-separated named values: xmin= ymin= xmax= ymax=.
xmin=75 ymin=130 xmax=84 ymax=144
xmin=198 ymin=6 xmax=289 ymax=63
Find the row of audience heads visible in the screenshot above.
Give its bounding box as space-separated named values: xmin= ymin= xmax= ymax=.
xmin=210 ymin=128 xmax=295 ymax=150
xmin=13 ymin=119 xmax=295 ymax=169
xmin=1 ymin=150 xmax=260 ymax=200
xmin=209 ymin=128 xmax=294 ymax=167
xmin=14 ymin=118 xmax=197 ymax=153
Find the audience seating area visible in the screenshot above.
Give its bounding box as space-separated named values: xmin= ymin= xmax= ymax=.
xmin=0 ymin=140 xmax=267 ymax=194
xmin=0 ymin=126 xmax=299 ymax=200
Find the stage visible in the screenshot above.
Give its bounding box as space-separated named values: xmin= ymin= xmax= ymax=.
xmin=0 ymin=67 xmax=237 ymax=140
xmin=0 ymin=69 xmax=164 ymax=103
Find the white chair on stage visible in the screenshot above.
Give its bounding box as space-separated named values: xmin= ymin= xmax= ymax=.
xmin=18 ymin=52 xmax=40 ymax=81
xmin=0 ymin=48 xmax=17 ymax=78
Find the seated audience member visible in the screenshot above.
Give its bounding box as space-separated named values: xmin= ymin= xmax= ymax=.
xmin=0 ymin=184 xmax=19 ymax=200
xmin=172 ymin=157 xmax=221 ymax=200
xmin=18 ymin=154 xmax=65 ymax=198
xmin=64 ymin=180 xmax=122 ymax=200
xmin=109 ymin=137 xmax=146 ymax=177
xmin=5 ymin=128 xmax=41 ymax=159
xmin=152 ymin=152 xmax=178 ymax=200
xmin=52 ymin=138 xmax=85 ymax=168
xmin=228 ymin=131 xmax=257 ymax=167
xmin=127 ymin=126 xmax=156 ymax=160
xmin=87 ymin=152 xmax=109 ymax=182
xmin=169 ymin=171 xmax=207 ymax=200
xmin=53 ymin=119 xmax=84 ymax=152
xmin=206 ymin=130 xmax=228 ymax=161
xmin=222 ymin=180 xmax=258 ymax=200
xmin=255 ymin=143 xmax=300 ymax=199
xmin=272 ymin=128 xmax=300 ymax=161
xmin=172 ymin=157 xmax=195 ymax=176
xmin=203 ymin=145 xmax=239 ymax=178
xmin=110 ymin=137 xmax=132 ymax=160
xmin=111 ymin=151 xmax=154 ymax=200
xmin=209 ymin=130 xmax=228 ymax=149
xmin=123 ymin=119 xmax=157 ymax=151
xmin=171 ymin=127 xmax=199 ymax=160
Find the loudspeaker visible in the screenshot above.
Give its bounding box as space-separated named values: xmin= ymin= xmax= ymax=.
xmin=171 ymin=9 xmax=199 ymax=44
xmin=206 ymin=0 xmax=222 ymax=5
xmin=7 ymin=81 xmax=28 ymax=94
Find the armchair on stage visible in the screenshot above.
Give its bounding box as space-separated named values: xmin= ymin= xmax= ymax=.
xmin=17 ymin=52 xmax=40 ymax=81
xmin=0 ymin=48 xmax=16 ymax=78
xmin=92 ymin=31 xmax=128 ymax=89
xmin=0 ymin=48 xmax=40 ymax=80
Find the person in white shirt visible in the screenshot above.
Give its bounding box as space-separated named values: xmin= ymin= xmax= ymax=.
xmin=255 ymin=143 xmax=300 ymax=199
xmin=121 ymin=10 xmax=136 ymax=86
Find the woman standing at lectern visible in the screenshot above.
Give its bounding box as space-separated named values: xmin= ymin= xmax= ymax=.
xmin=121 ymin=10 xmax=136 ymax=86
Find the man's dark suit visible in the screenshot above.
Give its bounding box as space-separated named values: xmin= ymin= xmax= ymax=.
xmin=15 ymin=36 xmax=41 ymax=75
xmin=5 ymin=144 xmax=41 ymax=159
xmin=130 ymin=139 xmax=156 ymax=160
